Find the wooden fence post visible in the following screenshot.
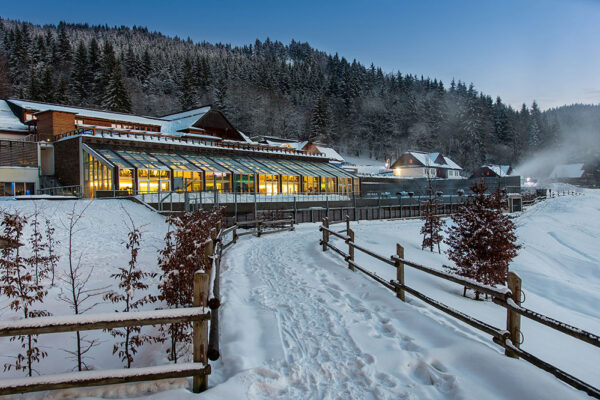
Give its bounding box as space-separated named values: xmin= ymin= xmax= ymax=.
xmin=257 ymin=219 xmax=263 ymax=237
xmin=347 ymin=228 xmax=355 ymax=271
xmin=193 ymin=270 xmax=210 ymax=392
xmin=322 ymin=218 xmax=329 ymax=251
xmin=345 ymin=215 xmax=350 ymax=232
xmin=289 ymin=216 xmax=295 ymax=231
xmin=506 ymin=271 xmax=522 ymax=359
xmin=232 ymin=216 xmax=238 ymax=243
xmin=204 ymin=239 xmax=214 ymax=271
xmin=395 ymin=244 xmax=405 ymax=301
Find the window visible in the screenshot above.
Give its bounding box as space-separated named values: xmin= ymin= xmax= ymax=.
xmin=83 ymin=151 xmax=114 ymax=197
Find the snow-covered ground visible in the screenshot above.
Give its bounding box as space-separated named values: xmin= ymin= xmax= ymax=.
xmin=0 ymin=191 xmax=598 ymax=399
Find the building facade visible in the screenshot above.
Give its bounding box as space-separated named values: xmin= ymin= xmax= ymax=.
xmin=391 ymin=151 xmax=463 ymax=179
xmin=0 ymin=99 xmax=359 ymax=198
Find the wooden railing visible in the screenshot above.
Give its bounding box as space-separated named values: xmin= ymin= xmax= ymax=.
xmin=0 ymin=214 xmax=294 ymax=396
xmin=0 ymin=292 xmax=211 ymax=395
xmin=319 ymin=216 xmax=600 ymax=399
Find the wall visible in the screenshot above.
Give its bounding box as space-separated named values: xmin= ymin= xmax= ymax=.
xmin=0 ymin=140 xmax=38 ymax=167
xmin=360 ymin=176 xmax=522 ymax=196
xmin=0 ymin=167 xmax=39 ymax=184
xmin=53 ymin=138 xmax=81 ymax=186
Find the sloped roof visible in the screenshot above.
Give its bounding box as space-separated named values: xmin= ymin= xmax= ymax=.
xmin=315 ymin=145 xmax=344 ymax=162
xmin=0 ymin=100 xmax=28 ymax=132
xmin=7 ymin=99 xmax=165 ymax=126
xmin=406 ymin=151 xmax=462 ymax=170
xmin=4 ymin=99 xmax=222 ymax=137
xmin=549 ymin=163 xmax=585 ymax=179
xmin=482 ymin=164 xmax=511 ymax=177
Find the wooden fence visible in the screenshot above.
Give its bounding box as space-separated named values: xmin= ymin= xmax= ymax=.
xmin=319 ymin=216 xmax=600 ymax=399
xmin=0 ymin=216 xmax=294 ymax=396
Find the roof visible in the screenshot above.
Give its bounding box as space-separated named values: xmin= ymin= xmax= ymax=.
xmin=4 ymin=99 xmax=223 ymax=137
xmin=315 ymin=145 xmax=344 ymax=162
xmin=0 ymin=101 xmax=28 ymax=132
xmin=549 ymin=163 xmax=585 ymax=179
xmin=7 ymin=99 xmax=165 ymax=127
xmin=403 ymin=151 xmax=462 ymax=170
xmin=482 ymin=164 xmax=511 ymax=177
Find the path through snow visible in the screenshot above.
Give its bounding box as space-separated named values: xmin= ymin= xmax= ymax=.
xmin=204 ymin=223 xmax=589 ymax=400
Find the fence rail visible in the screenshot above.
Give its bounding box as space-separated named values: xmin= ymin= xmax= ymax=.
xmin=319 ymin=216 xmax=600 ymax=399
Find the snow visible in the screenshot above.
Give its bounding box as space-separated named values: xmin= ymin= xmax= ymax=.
xmin=1 ymin=192 xmax=598 ymax=399
xmin=207 ymin=199 xmax=597 ymax=399
xmin=549 ymin=163 xmax=585 ymax=179
xmin=0 ymin=100 xmax=28 ymax=133
xmin=314 ymin=145 xmax=345 ymax=162
xmin=407 ymin=151 xmax=463 ymax=171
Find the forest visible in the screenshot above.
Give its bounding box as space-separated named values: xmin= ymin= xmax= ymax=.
xmin=0 ymin=18 xmax=596 ymax=171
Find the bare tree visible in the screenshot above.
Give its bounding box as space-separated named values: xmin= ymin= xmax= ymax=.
xmin=1 ymin=211 xmax=50 ymax=376
xmin=57 ymin=202 xmax=107 ymax=371
xmin=104 ymin=208 xmax=156 ymax=368
xmin=44 ymin=216 xmax=60 ymax=286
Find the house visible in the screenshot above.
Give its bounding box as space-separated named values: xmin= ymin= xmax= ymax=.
xmin=471 ymin=165 xmax=513 ymax=179
xmin=253 ymin=136 xmax=345 ymax=165
xmin=0 ymin=99 xmax=359 ymax=197
xmin=391 ymin=151 xmax=463 ymax=179
xmin=548 ymin=163 xmax=591 ymax=186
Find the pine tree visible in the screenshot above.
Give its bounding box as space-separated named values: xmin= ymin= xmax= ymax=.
xmin=55 ymin=76 xmax=69 ymax=104
xmin=178 ymin=57 xmax=195 ymax=110
xmin=444 ymin=181 xmax=520 ymax=299
xmin=310 ymin=94 xmax=333 ymax=144
xmin=71 ymin=40 xmax=89 ymax=103
xmin=102 ymin=62 xmax=131 ymax=113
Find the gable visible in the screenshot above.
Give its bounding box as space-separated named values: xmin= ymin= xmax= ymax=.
xmin=191 ymin=109 xmax=244 ymax=141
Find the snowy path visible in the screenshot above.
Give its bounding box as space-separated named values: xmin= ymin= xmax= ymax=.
xmin=204 ymin=223 xmax=590 ymax=400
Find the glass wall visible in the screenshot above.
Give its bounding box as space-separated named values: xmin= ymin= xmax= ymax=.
xmin=252 ymin=157 xmax=300 ymax=195
xmin=0 ymin=182 xmax=35 ymax=196
xmin=152 ymin=152 xmax=203 ymax=192
xmin=94 ymin=148 xmax=134 ymax=193
xmin=184 ymin=154 xmax=232 ymax=193
xmin=115 ymin=150 xmax=171 ymax=194
xmin=119 ymin=168 xmax=134 ymax=192
xmin=258 ymin=174 xmax=280 ymax=195
xmin=208 ymin=154 xmax=256 ymax=194
xmin=83 ymin=151 xmax=113 ymax=197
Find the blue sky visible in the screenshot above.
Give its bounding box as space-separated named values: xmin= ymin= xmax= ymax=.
xmin=2 ymin=0 xmax=599 ymax=109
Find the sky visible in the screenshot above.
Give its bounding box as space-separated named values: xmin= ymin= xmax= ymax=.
xmin=1 ymin=0 xmax=599 ymax=110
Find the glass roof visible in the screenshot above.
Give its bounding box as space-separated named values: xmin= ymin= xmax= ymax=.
xmin=233 ymin=157 xmax=273 ymax=175
xmin=94 ymin=148 xmax=134 ymax=169
xmin=151 ymin=152 xmax=200 ymax=171
xmin=207 ymin=154 xmax=255 ymax=175
xmin=286 ymin=160 xmax=336 ymax=178
xmin=251 ymin=157 xmax=300 ymax=177
xmin=182 ymin=153 xmax=231 ymax=173
xmin=313 ymin=162 xmax=355 ymax=178
xmin=276 ymin=159 xmax=318 ymax=177
xmin=114 ymin=150 xmax=170 ymax=170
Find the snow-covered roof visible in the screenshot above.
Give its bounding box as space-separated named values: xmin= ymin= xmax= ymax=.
xmin=354 ymin=165 xmax=392 ymax=175
xmin=8 ymin=99 xmax=165 ymax=126
xmin=5 ymin=100 xmax=220 ymax=136
xmin=406 ymin=151 xmax=462 ymax=170
xmin=159 ymin=107 xmax=211 ymax=121
xmin=549 ymin=163 xmax=585 ymax=179
xmin=482 ymin=164 xmax=511 ymax=177
xmin=315 ymin=145 xmax=344 ymax=162
xmin=237 ymin=131 xmax=254 ymax=144
xmin=0 ymin=100 xmax=28 ymax=132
